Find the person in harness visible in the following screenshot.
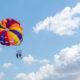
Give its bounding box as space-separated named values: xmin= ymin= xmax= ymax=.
xmin=16 ymin=50 xmax=22 ymax=59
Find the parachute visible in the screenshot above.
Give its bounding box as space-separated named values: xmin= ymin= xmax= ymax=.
xmin=0 ymin=18 xmax=23 ymax=46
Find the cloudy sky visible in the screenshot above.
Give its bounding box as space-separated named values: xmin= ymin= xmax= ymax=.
xmin=0 ymin=0 xmax=80 ymax=80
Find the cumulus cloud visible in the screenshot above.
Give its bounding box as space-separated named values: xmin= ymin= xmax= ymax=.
xmin=2 ymin=63 xmax=12 ymax=68
xmin=0 ymin=72 xmax=4 ymax=80
xmin=15 ymin=73 xmax=27 ymax=80
xmin=40 ymin=59 xmax=50 ymax=64
xmin=22 ymin=54 xmax=50 ymax=64
xmin=15 ymin=64 xmax=54 ymax=80
xmin=16 ymin=44 xmax=80 ymax=80
xmin=33 ymin=3 xmax=80 ymax=35
xmin=22 ymin=54 xmax=38 ymax=64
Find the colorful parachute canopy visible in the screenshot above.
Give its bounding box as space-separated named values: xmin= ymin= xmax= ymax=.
xmin=0 ymin=18 xmax=23 ymax=46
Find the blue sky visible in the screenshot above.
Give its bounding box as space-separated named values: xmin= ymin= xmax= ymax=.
xmin=0 ymin=0 xmax=80 ymax=80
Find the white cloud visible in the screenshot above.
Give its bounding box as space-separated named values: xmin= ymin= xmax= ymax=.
xmin=0 ymin=72 xmax=4 ymax=80
xmin=0 ymin=48 xmax=2 ymax=52
xmin=0 ymin=45 xmax=2 ymax=53
xmin=15 ymin=73 xmax=27 ymax=80
xmin=22 ymin=54 xmax=38 ymax=64
xmin=3 ymin=63 xmax=12 ymax=68
xmin=16 ymin=44 xmax=80 ymax=80
xmin=15 ymin=64 xmax=55 ymax=80
xmin=22 ymin=55 xmax=49 ymax=64
xmin=76 ymin=77 xmax=80 ymax=80
xmin=33 ymin=3 xmax=80 ymax=35
xmin=40 ymin=59 xmax=50 ymax=64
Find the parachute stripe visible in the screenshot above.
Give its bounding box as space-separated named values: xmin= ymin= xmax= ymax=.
xmin=0 ymin=28 xmax=5 ymax=31
xmin=10 ymin=30 xmax=22 ymax=40
xmin=5 ymin=31 xmax=16 ymax=45
xmin=0 ymin=21 xmax=6 ymax=28
xmin=7 ymin=20 xmax=12 ymax=28
xmin=0 ymin=31 xmax=6 ymax=45
xmin=0 ymin=25 xmax=5 ymax=29
xmin=1 ymin=31 xmax=6 ymax=37
xmin=9 ymin=27 xmax=23 ymax=36
xmin=8 ymin=31 xmax=21 ymax=46
xmin=1 ymin=20 xmax=7 ymax=28
xmin=0 ymin=30 xmax=5 ymax=36
xmin=9 ymin=23 xmax=23 ymax=30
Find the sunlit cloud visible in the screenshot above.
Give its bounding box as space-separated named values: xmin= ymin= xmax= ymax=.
xmin=2 ymin=63 xmax=12 ymax=68
xmin=22 ymin=54 xmax=50 ymax=65
xmin=33 ymin=3 xmax=80 ymax=36
xmin=22 ymin=54 xmax=38 ymax=64
xmin=0 ymin=72 xmax=4 ymax=80
xmin=16 ymin=44 xmax=80 ymax=80
xmin=40 ymin=59 xmax=50 ymax=64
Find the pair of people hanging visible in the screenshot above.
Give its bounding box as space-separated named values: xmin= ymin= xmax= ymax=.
xmin=16 ymin=50 xmax=22 ymax=59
